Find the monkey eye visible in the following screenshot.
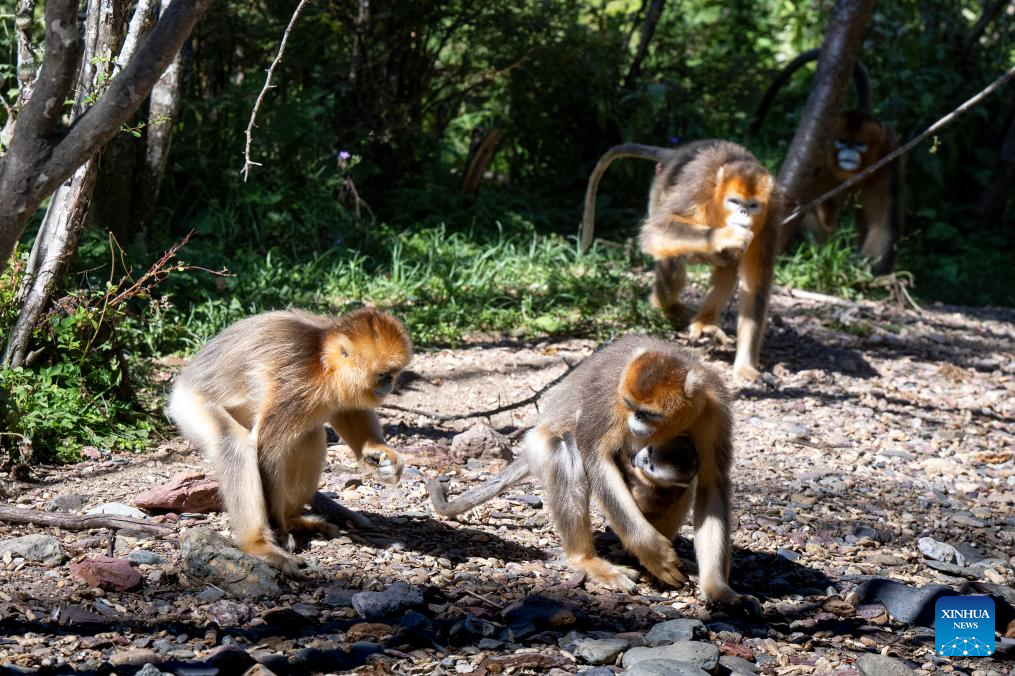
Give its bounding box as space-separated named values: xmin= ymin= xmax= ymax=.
xmin=745 ymin=200 xmax=761 ymax=212
xmin=725 ymin=197 xmax=743 ymax=207
xmin=834 ymin=140 xmax=847 ymax=149
xmin=856 ymin=143 xmax=868 ymax=152
xmin=634 ymin=410 xmax=661 ymax=422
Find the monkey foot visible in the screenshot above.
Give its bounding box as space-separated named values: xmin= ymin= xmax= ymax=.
xmin=248 ymin=543 xmax=305 ymax=577
xmin=571 ymin=557 xmax=639 ymax=592
xmin=705 ymin=589 xmax=764 ymax=617
xmin=688 ymin=321 xmax=730 ymax=343
xmin=359 ymin=447 xmax=404 ymax=484
xmin=732 ymin=360 xmax=761 ymax=382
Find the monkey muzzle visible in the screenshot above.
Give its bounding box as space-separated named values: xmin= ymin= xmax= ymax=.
xmin=634 ymin=445 xmax=693 ymax=488
xmin=726 ymin=210 xmax=754 ymax=229
xmin=836 ymin=148 xmax=862 ymax=172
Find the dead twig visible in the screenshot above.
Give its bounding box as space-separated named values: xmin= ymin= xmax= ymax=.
xmin=381 ymin=359 xmax=577 ymax=422
xmin=461 ymin=588 xmax=505 ymax=610
xmin=0 ymin=505 xmax=174 ymax=535
xmin=241 ymin=0 xmax=312 ymax=181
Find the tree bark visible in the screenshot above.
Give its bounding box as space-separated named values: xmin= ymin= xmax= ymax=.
xmin=0 ymin=0 xmax=211 ymax=276
xmin=775 ymin=0 xmax=876 ymax=250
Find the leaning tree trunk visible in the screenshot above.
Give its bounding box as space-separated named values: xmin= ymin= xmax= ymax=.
xmin=0 ymin=0 xmax=210 ymax=277
xmin=776 ymin=0 xmax=876 ymax=250
xmin=2 ymin=0 xmax=159 ymax=368
xmin=975 ymin=111 xmax=1015 ymax=230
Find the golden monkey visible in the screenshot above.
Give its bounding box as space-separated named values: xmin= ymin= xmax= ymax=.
xmin=427 ymin=336 xmax=759 ymax=612
xmin=581 ymin=140 xmax=783 ymax=382
xmin=746 ymin=48 xmax=903 ymax=273
xmin=168 ymin=308 xmax=412 ymax=574
xmin=622 ymin=434 xmax=698 ymax=524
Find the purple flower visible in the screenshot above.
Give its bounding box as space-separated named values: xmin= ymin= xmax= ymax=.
xmin=338 ymin=150 xmax=351 ymax=161
xmin=669 ymin=136 xmax=680 ymax=146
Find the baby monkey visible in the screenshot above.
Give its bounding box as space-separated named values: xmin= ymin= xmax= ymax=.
xmin=428 ymin=336 xmax=758 ymax=612
xmin=168 ymin=308 xmax=412 ymax=574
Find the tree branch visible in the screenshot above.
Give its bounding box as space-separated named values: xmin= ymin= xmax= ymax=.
xmin=0 ymin=505 xmax=175 ymax=535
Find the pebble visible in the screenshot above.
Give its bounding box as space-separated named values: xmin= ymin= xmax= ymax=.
xmin=109 ymin=648 xmax=161 ymax=666
xmin=351 ymin=581 xmax=424 ymax=620
xmin=0 ymin=534 xmax=66 ymax=566
xmin=573 ymin=637 xmax=629 ymax=665
xmin=127 ymin=550 xmax=165 ymax=566
xmin=918 ymin=536 xmax=962 ymax=564
xmin=48 ymin=492 xmax=87 ymax=512
xmin=85 ymin=502 xmax=148 ymax=519
xmin=856 ymin=654 xmax=915 ymax=676
xmin=719 ymin=655 xmax=758 ymax=675
xmin=622 ymin=658 xmax=709 ymax=676
xmin=69 ymin=556 xmax=142 ymax=591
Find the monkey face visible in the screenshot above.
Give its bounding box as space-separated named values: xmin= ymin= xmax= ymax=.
xmin=829 ymin=111 xmax=885 ymax=179
xmin=834 ymin=139 xmax=866 ymax=172
xmin=620 ymin=350 xmax=706 ymax=439
xmin=715 ymin=162 xmax=773 ymax=232
xmin=372 ymin=370 xmax=399 ymax=399
xmin=633 ymin=435 xmax=698 ymax=487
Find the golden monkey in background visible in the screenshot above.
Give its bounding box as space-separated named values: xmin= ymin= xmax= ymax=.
xmin=168 ymin=308 xmax=412 ymax=574
xmin=581 ymin=140 xmax=783 ymax=382
xmin=428 ymin=336 xmax=759 ymax=613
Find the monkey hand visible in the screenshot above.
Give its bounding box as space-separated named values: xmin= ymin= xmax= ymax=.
xmin=360 ymin=445 xmax=404 ymax=484
xmin=688 ymin=321 xmax=730 ymax=344
xmin=712 ymin=225 xmax=753 ymax=255
xmin=640 ymin=541 xmax=688 ymax=588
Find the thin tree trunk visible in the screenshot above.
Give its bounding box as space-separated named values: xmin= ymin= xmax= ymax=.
xmin=3 ymin=0 xmax=158 ymax=368
xmin=624 ymin=0 xmax=665 ymax=89
xmin=776 ymin=0 xmax=876 ymax=250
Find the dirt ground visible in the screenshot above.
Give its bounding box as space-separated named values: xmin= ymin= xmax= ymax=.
xmin=0 ymin=288 xmax=1013 ymax=675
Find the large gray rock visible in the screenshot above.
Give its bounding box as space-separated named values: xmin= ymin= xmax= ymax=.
xmin=644 ymin=618 xmax=706 ymax=646
xmin=856 ymin=654 xmax=914 ymax=676
xmin=623 ymin=658 xmax=709 ymax=676
xmin=450 ymin=423 xmax=513 ymax=463
xmin=852 ymin=578 xmax=955 ymax=626
xmin=86 ymin=502 xmax=148 ymax=519
xmin=351 ymin=581 xmax=425 ymax=620
xmin=180 ymin=528 xmax=280 ymax=599
xmin=0 ymin=534 xmax=66 ymax=566
xmin=918 ymin=537 xmax=963 ymax=565
xmin=719 ymin=655 xmax=758 ymax=675
xmin=622 ymin=641 xmax=719 ymax=672
xmin=573 ymin=638 xmax=629 ymax=665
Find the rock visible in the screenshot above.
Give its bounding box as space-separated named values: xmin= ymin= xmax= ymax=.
xmin=134 ymin=472 xmax=223 ymax=513
xmin=622 ymin=658 xmax=709 ymax=676
xmin=449 ymin=615 xmax=499 ymax=645
xmin=573 ymin=638 xmax=629 ymax=665
xmin=776 ymin=548 xmax=801 ymax=563
xmin=0 ymin=534 xmax=66 ymax=566
xmin=502 ymin=595 xmax=580 ymax=635
xmin=856 ymin=654 xmax=914 ymax=676
xmin=578 ymin=668 xmax=616 ymax=676
xmin=719 ymin=655 xmax=758 ymax=675
xmin=58 ymin=604 xmax=111 ymax=626
xmin=852 ymin=578 xmax=956 ymax=626
xmin=621 ymin=641 xmax=720 ymax=672
xmin=86 ymin=502 xmax=148 ymax=519
xmin=109 ymin=648 xmax=161 ymax=667
xmin=645 ymin=618 xmax=706 ymax=646
xmin=196 ymin=587 xmax=225 ymax=603
xmin=351 ymin=581 xmax=424 ymax=620
xmin=925 ymin=560 xmax=978 ymax=579
xmin=450 ymin=422 xmax=513 ymax=463
xmin=180 ymin=528 xmax=280 ymax=599
xmin=127 ymin=550 xmax=165 ymax=566
xmin=48 ymin=492 xmax=87 ymax=512
xmin=69 ymin=556 xmax=142 ymax=591
xmin=506 ymin=494 xmax=543 ymax=508
xmin=322 ymin=586 xmax=356 ymax=607
xmin=243 ymin=666 xmax=279 ymax=676
xmin=958 ymin=582 xmax=1015 ymax=627
xmin=136 ymin=665 xmax=169 ymax=676
xmin=954 ymin=543 xmax=986 ymax=564
xmin=918 ymin=536 xmax=962 ymax=564
xmin=203 ymin=644 xmax=257 ymax=672
xmin=205 ymin=600 xmax=257 ymax=626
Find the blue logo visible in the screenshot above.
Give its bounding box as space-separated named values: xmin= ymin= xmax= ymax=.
xmin=935 ymin=595 xmax=995 ymax=657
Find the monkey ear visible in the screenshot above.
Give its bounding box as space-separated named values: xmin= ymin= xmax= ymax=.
xmin=684 ymin=369 xmax=703 ymax=397
xmin=716 ymin=166 xmax=726 ymax=183
xmin=335 ymin=334 xmax=354 ymax=358
xmin=760 ymin=173 xmax=774 ymax=195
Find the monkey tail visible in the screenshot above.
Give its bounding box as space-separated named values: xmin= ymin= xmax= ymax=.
xmin=580 ymin=143 xmax=676 ymax=253
xmin=426 ymin=458 xmax=530 ymax=517
xmin=745 ymin=48 xmax=871 ymax=141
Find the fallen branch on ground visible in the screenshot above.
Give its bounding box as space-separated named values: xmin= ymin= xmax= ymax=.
xmin=0 ymin=505 xmax=174 ymax=535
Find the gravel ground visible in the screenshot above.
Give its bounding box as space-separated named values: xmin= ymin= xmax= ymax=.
xmin=0 ymin=289 xmax=1012 ymax=675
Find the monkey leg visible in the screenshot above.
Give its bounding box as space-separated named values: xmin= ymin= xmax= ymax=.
xmin=688 ymin=265 xmax=737 ymax=342
xmin=732 ymin=243 xmax=772 ymax=382
xmin=534 ymin=431 xmax=639 ymax=591
xmin=169 ymin=384 xmax=302 ymax=575
xmin=857 ymin=177 xmax=896 ymax=274
xmin=262 ymin=425 xmax=332 ymax=551
xmin=330 ymin=410 xmax=404 ymax=484
xmin=650 ymin=257 xmax=688 ymax=323
xmin=649 ymin=480 xmax=696 ymax=540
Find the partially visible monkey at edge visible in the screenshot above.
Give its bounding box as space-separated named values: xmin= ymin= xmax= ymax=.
xmin=427 ymin=336 xmax=759 ymax=613
xmin=581 ymin=140 xmax=783 ymax=382
xmin=168 ymin=308 xmax=412 ymax=574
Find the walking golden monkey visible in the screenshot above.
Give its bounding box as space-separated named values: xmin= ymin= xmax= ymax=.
xmin=428 ymin=336 xmax=759 ymax=613
xmin=168 ymin=308 xmax=412 ymax=574
xmin=581 ymin=140 xmax=782 ymax=382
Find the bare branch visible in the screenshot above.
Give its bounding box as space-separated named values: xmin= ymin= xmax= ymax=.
xmin=782 ymin=64 xmax=1015 ymax=225
xmin=242 ymin=0 xmax=313 ymax=182
xmin=0 ymin=505 xmax=175 ymax=536
xmin=115 ymin=0 xmax=159 ymax=76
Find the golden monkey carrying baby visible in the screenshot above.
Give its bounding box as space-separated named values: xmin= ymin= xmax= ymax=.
xmin=168 ymin=308 xmax=412 ymax=574
xmin=428 ymin=336 xmax=759 ymax=613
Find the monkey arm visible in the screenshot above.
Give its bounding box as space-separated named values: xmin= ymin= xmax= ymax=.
xmin=640 ymin=215 xmax=751 ymax=260
xmin=330 ymin=410 xmax=404 ymax=483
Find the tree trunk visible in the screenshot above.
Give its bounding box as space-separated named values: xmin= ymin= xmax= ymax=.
xmin=975 ymin=111 xmax=1015 ymax=229
xmin=2 ymin=0 xmax=159 ymax=368
xmin=775 ymin=0 xmax=876 ymax=250
xmin=624 ymin=0 xmax=665 ymax=89
xmin=0 ymin=0 xmax=211 ymax=277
